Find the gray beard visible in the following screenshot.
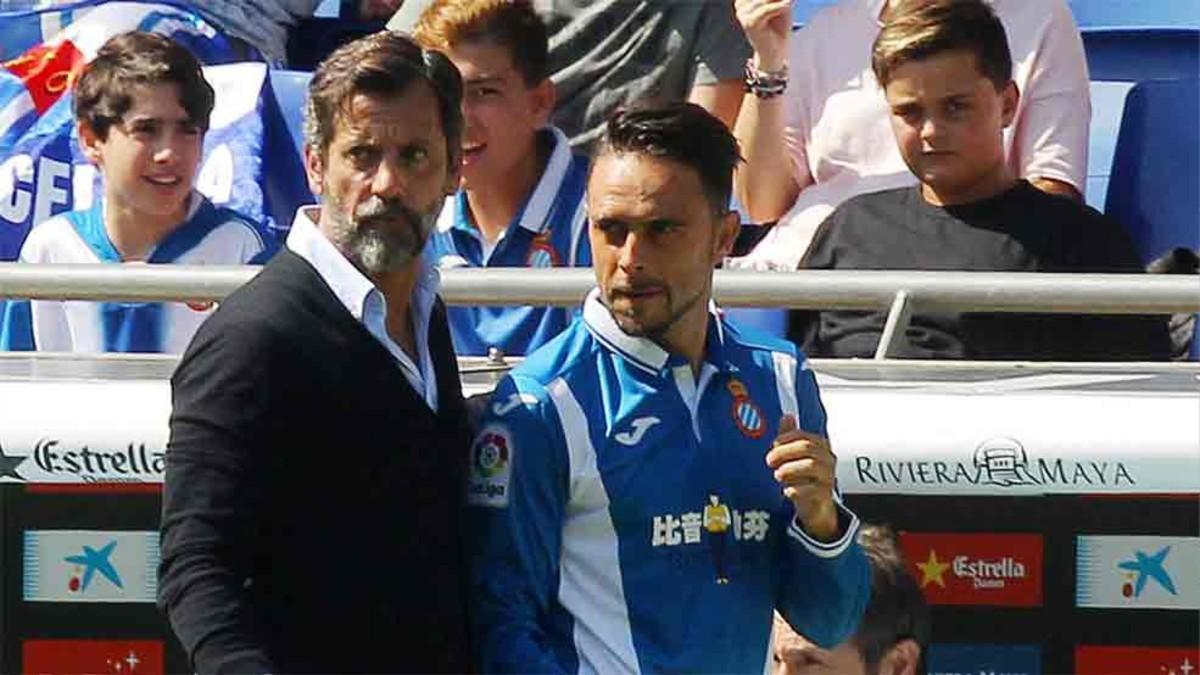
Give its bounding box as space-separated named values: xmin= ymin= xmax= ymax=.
xmin=326 ymin=194 xmax=443 ymax=276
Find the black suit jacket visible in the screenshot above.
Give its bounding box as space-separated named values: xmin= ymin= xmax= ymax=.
xmin=159 ymin=250 xmax=473 ymax=673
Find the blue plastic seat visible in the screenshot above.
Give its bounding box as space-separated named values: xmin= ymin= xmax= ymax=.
xmin=1085 ymin=80 xmax=1134 ymax=211
xmin=1105 ymin=79 xmax=1200 ymax=264
xmin=1067 ymin=0 xmax=1200 ymax=30
xmin=267 ymin=69 xmax=312 ymax=159
xmin=1082 ymin=28 xmax=1200 ymax=81
xmin=1103 ymin=78 xmax=1200 ymax=360
xmin=261 ymin=69 xmax=315 ymax=232
xmin=723 ymin=308 xmax=790 ymax=340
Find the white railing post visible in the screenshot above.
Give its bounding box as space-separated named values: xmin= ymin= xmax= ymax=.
xmin=875 ymin=290 xmax=915 ymax=360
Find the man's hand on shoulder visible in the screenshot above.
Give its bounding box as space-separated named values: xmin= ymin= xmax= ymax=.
xmin=765 ymin=415 xmax=840 ymax=542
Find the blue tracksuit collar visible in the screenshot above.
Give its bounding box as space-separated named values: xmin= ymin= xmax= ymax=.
xmin=66 ymin=192 xmax=216 ymax=263
xmin=581 ymin=287 xmax=731 ymax=375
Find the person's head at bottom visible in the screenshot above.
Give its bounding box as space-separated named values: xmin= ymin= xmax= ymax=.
xmin=774 ymin=524 xmax=931 ymax=675
xmin=303 ymin=30 xmax=464 ymax=277
xmin=586 ymin=102 xmax=741 ymax=365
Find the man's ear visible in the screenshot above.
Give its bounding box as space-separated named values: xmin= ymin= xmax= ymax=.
xmin=304 ymin=143 xmax=325 ymax=197
xmin=529 ymin=78 xmax=556 ymax=128
xmin=77 ymin=121 xmax=103 ymax=165
xmin=999 ymin=80 xmax=1019 ymax=129
xmin=877 ymin=638 xmax=921 ymax=675
xmin=713 ymin=210 xmax=740 ymax=265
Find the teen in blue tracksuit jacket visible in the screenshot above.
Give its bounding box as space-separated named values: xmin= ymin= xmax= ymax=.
xmin=467 ymin=288 xmax=871 ymax=674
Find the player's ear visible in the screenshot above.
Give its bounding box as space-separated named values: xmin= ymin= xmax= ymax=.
xmin=712 ymin=209 xmax=739 ymax=265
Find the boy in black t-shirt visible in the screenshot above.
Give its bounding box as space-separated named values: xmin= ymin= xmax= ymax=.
xmin=792 ymin=0 xmax=1168 ymax=360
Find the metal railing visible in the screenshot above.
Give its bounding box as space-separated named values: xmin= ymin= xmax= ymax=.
xmin=1 ymin=263 xmax=1197 ymax=358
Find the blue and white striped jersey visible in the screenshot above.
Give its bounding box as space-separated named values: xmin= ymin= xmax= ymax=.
xmin=425 ymin=126 xmax=590 ymax=356
xmin=0 ymin=193 xmax=269 ymax=354
xmin=468 ymin=289 xmax=870 ymax=674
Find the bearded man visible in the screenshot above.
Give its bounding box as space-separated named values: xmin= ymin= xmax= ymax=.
xmin=158 ymin=31 xmax=473 ymax=674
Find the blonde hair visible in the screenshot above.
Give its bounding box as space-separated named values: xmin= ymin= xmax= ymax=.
xmin=872 ymin=0 xmax=1012 ymax=89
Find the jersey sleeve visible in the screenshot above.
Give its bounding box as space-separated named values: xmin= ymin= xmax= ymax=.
xmin=775 ymin=352 xmax=871 ymax=647
xmin=468 ymin=374 xmax=572 ymax=674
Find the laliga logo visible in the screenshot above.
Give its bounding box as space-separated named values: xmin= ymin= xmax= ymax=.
xmin=473 ymin=431 xmax=510 ymax=478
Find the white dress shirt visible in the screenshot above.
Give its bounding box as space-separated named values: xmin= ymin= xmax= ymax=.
xmin=286 ymin=207 xmax=440 ymax=411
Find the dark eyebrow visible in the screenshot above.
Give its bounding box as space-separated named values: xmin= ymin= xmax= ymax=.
xmin=593 ymin=217 xmax=682 ymax=230
xmin=593 ymin=217 xmax=627 ymax=229
xmin=465 ymin=75 xmax=504 ymax=87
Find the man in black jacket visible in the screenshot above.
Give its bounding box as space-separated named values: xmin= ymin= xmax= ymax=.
xmin=159 ymin=31 xmax=472 ymax=673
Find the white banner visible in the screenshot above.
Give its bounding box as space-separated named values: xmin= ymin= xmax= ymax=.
xmin=1075 ymin=535 xmax=1200 ymax=610
xmin=0 ymin=380 xmax=168 ymax=484
xmin=23 ymin=530 xmax=159 ymax=603
xmin=824 ymin=378 xmax=1200 ymax=495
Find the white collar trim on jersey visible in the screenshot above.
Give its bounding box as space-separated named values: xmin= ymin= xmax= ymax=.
xmin=435 ymin=125 xmax=572 ymax=236
xmin=582 ymin=287 xmax=727 ymax=375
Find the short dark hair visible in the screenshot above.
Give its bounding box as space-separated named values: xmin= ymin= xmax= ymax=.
xmin=595 ymin=102 xmax=742 ymax=215
xmin=305 ymin=30 xmax=463 ymax=162
xmin=851 ymin=525 xmax=932 ymax=669
xmin=73 ymin=31 xmax=214 ymax=139
xmin=413 ymin=0 xmax=549 ymax=86
xmin=871 ymin=0 xmax=1012 ymax=89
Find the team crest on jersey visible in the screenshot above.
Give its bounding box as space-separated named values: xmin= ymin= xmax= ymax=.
xmin=468 ymin=425 xmax=513 ymax=508
xmin=185 ymin=300 xmax=215 ymax=312
xmin=727 ymin=379 xmax=765 ymax=439
xmin=526 ymin=235 xmax=561 ymax=268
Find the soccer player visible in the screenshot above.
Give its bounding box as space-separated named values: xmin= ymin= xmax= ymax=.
xmin=0 ymin=31 xmax=269 ymax=354
xmin=414 ymin=0 xmax=591 ymax=356
xmin=466 ymin=102 xmax=870 ymax=672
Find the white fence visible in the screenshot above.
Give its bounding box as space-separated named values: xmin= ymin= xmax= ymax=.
xmin=1 ymin=263 xmax=1197 ymax=358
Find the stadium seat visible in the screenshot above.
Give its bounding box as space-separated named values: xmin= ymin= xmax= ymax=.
xmin=1081 ymin=29 xmax=1200 ymax=81
xmin=1104 ymin=79 xmax=1199 ymax=265
xmin=724 ymin=308 xmax=790 ymax=340
xmin=261 ymin=69 xmax=315 ymax=232
xmin=1067 ymin=0 xmax=1200 ymax=30
xmin=1103 ymin=78 xmax=1200 ymax=360
xmin=266 ymin=69 xmax=312 ymax=159
xmin=1085 ymin=80 xmax=1134 ymax=212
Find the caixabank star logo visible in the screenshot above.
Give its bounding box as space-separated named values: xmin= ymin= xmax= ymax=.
xmin=900 ymin=532 xmax=1043 ymax=606
xmin=23 ymin=530 xmax=159 ymax=603
xmin=1076 ymin=535 xmax=1199 ymax=610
